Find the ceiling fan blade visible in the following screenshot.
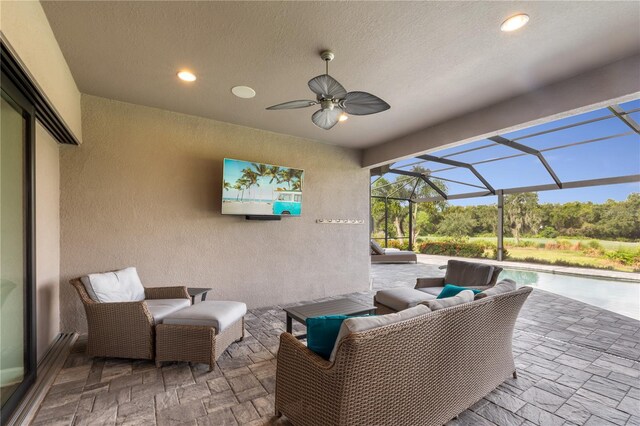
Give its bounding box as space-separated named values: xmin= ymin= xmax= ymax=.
xmin=266 ymin=100 xmax=318 ymax=110
xmin=308 ymin=75 xmax=347 ymax=99
xmin=311 ymin=108 xmax=342 ymax=130
xmin=342 ymin=91 xmax=390 ymax=115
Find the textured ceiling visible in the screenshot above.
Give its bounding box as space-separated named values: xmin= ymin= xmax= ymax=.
xmin=42 ymin=1 xmax=640 ymax=149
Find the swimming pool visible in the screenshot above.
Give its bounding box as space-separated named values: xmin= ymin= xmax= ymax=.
xmin=499 ymin=269 xmax=640 ymax=320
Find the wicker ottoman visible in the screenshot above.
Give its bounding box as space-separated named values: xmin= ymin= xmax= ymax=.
xmin=155 ymin=301 xmax=246 ymax=370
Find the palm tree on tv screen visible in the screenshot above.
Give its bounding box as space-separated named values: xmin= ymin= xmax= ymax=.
xmin=241 ymin=168 xmax=259 ymax=200
xmin=290 ymin=169 xmax=303 ymax=191
xmin=236 ymin=177 xmax=250 ymax=201
xmin=267 ymin=165 xmax=282 ymax=184
xmin=252 ymin=163 xmax=269 ymax=180
xmin=232 ymin=182 xmax=243 ymax=200
xmin=278 ymin=168 xmax=302 ymax=190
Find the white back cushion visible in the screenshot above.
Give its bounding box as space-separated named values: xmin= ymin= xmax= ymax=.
xmin=330 ymin=304 xmax=431 ymax=361
xmin=482 ymin=279 xmax=517 ymax=297
xmin=81 ymin=267 xmax=145 ymax=303
xmin=422 ymin=289 xmax=475 ymax=311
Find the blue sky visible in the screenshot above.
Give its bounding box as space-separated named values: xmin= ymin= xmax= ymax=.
xmin=379 ymin=99 xmax=640 ymax=206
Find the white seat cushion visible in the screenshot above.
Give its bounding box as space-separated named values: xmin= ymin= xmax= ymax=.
xmin=162 ymin=301 xmax=247 ymax=332
xmin=416 ymin=287 xmax=444 ymax=297
xmin=80 ymin=267 xmax=145 ymax=303
xmin=375 ymin=287 xmax=435 ymax=311
xmin=330 ymin=304 xmax=431 ymax=361
xmin=146 ymin=298 xmax=191 ymax=323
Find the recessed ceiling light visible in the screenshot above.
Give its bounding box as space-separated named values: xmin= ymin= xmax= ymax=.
xmin=177 ymin=70 xmax=196 ymax=82
xmin=231 ymin=86 xmax=256 ymax=99
xmin=339 ymin=113 xmax=349 ymax=122
xmin=500 ymin=14 xmax=529 ymax=32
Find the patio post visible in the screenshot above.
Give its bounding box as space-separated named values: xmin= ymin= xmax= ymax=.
xmin=408 ymin=200 xmax=413 ymax=251
xmin=384 ymin=197 xmax=388 ymax=248
xmin=497 ymin=190 xmax=504 ymax=261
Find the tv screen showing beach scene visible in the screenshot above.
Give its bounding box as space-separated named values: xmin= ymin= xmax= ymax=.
xmin=222 ymin=158 xmax=304 ymax=216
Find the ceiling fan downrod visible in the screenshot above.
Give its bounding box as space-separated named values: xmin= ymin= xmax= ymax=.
xmin=320 ymin=50 xmax=334 ymax=76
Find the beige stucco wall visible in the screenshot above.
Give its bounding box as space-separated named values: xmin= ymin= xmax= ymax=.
xmin=59 ymin=95 xmax=370 ymax=333
xmin=35 ymin=124 xmax=61 ymax=361
xmin=0 ymin=0 xmax=82 ymax=142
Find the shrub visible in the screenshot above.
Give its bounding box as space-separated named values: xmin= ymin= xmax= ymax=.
xmin=538 ymin=226 xmax=558 ymax=238
xmin=386 ymin=239 xmax=410 ymax=251
xmin=582 ymin=240 xmax=605 ymax=257
xmin=556 ymin=239 xmax=572 ymax=250
xmin=588 ymin=240 xmax=603 ymax=250
xmin=487 ymin=247 xmax=510 ymax=259
xmin=504 ymin=240 xmax=536 ymax=248
xmin=545 ymin=241 xmax=559 ymax=250
xmin=417 ymin=240 xmax=485 ymax=258
xmin=605 ymin=249 xmax=640 ymax=266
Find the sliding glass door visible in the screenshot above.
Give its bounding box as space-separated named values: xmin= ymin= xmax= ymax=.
xmin=0 ymin=75 xmax=36 ymax=423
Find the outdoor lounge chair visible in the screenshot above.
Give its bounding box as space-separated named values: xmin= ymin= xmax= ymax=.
xmin=370 ymin=240 xmax=417 ymax=263
xmin=374 ymin=259 xmax=503 ymax=313
xmin=70 ymin=267 xmax=191 ymax=360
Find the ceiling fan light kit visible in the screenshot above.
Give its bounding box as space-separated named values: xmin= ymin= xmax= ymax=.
xmin=266 ymin=50 xmax=390 ymax=130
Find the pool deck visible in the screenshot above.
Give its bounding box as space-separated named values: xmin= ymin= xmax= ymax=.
xmin=32 ymin=263 xmax=640 ymax=426
xmin=416 ymin=254 xmax=640 ymax=283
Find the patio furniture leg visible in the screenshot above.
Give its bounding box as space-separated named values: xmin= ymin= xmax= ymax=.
xmin=286 ymin=314 xmax=292 ymax=334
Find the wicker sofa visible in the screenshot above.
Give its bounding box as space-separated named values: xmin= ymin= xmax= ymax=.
xmin=70 ymin=276 xmax=190 ymax=360
xmin=275 ymin=286 xmax=532 ymax=426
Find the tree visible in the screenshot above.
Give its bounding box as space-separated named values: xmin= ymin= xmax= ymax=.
xmin=266 ymin=166 xmax=282 ymax=184
xmin=435 ymin=211 xmax=475 ymax=237
xmin=240 ymin=168 xmax=259 ymax=199
xmin=505 ymin=193 xmax=541 ymax=244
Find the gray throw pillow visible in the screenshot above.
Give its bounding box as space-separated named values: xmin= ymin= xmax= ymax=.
xmin=422 ymin=290 xmax=474 ymax=311
xmin=475 ymin=279 xmax=517 ymax=300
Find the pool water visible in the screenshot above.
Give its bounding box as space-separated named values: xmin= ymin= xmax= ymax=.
xmin=499 ymin=269 xmax=640 ymax=320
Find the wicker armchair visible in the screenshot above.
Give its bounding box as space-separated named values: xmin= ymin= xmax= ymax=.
xmin=70 ymin=278 xmax=190 ymax=360
xmin=276 ymin=287 xmax=532 ymax=426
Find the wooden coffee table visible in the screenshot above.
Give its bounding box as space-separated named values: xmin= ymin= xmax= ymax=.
xmin=283 ymin=298 xmax=376 ymax=339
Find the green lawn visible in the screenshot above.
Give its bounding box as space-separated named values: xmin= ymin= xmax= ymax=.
xmin=413 ymin=236 xmax=639 ymax=273
xmin=503 ymin=247 xmax=635 ymax=271
xmin=468 ymin=237 xmax=639 ymax=251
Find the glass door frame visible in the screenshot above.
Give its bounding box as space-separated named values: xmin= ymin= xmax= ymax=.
xmin=1 ymin=69 xmax=36 ymax=425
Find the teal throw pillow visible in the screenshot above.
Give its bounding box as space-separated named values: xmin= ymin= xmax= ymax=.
xmin=437 ymin=284 xmax=482 ymax=299
xmin=306 ymin=315 xmax=349 ymax=360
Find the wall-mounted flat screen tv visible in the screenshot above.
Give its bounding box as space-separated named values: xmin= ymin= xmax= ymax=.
xmin=222 ymin=158 xmax=304 ymax=216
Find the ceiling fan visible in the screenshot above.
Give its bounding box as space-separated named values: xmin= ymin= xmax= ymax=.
xmin=266 ymin=50 xmax=390 ymax=130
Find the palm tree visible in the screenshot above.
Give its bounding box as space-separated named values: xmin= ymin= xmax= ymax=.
xmin=252 ymin=163 xmax=269 ymax=180
xmin=278 ymin=168 xmax=295 ymax=190
xmin=223 ymin=180 xmax=232 ymax=192
xmin=266 ymin=166 xmax=282 ymax=184
xmin=241 ymin=168 xmax=259 ymax=199
xmin=236 ymin=177 xmax=250 ymax=201
xmin=290 ymin=169 xmax=303 ymax=191
xmin=233 ymin=182 xmax=243 ymax=200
